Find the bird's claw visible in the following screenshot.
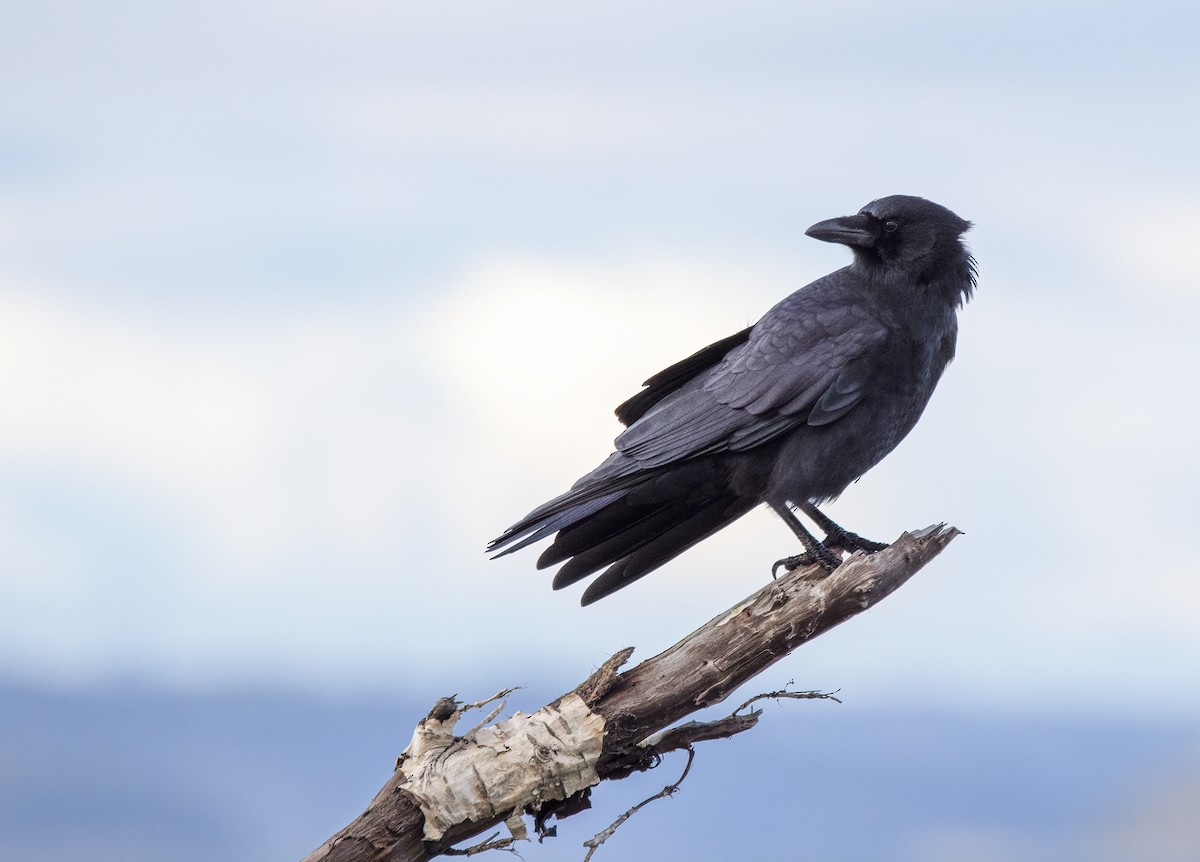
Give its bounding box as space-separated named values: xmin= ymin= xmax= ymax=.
xmin=771 ymin=545 xmax=843 ymax=579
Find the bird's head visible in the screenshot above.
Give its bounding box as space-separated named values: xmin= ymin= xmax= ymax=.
xmin=806 ymin=195 xmax=975 ymax=301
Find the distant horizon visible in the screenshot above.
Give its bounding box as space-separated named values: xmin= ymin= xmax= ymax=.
xmin=3 ymin=682 xmax=1198 ymax=862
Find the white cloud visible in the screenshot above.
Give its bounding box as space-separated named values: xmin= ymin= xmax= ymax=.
xmin=0 ymin=255 xmax=794 ymax=682
xmin=2 ymin=0 xmax=1199 ymax=715
xmin=2 ymin=234 xmax=1199 ymax=712
xmin=0 ymin=286 xmax=414 ymax=580
xmin=1108 ymin=199 xmax=1200 ymax=301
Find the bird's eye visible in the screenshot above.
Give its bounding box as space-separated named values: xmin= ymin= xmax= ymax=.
xmin=883 ymin=220 xmax=899 ymax=233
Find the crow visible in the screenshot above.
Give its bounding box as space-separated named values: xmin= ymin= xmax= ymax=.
xmin=489 ymin=195 xmax=975 ymax=605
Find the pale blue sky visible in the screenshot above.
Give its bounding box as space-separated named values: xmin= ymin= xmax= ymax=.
xmin=1 ymin=1 xmax=1197 ymax=720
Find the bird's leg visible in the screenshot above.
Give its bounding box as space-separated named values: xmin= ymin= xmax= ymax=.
xmin=798 ymin=501 xmax=889 ymax=554
xmin=768 ymin=502 xmax=843 ymax=577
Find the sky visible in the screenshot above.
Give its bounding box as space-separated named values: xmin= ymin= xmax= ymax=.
xmin=1 ymin=0 xmax=1198 ymax=724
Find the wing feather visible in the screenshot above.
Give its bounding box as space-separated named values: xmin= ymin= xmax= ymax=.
xmin=614 ymin=283 xmax=888 ymax=466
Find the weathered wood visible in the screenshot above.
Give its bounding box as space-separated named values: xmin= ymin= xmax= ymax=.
xmin=301 ymin=524 xmax=959 ymax=862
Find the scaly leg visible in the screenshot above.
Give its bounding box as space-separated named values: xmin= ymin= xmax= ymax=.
xmin=799 ymin=501 xmax=889 ymax=554
xmin=768 ymin=502 xmax=842 ymax=577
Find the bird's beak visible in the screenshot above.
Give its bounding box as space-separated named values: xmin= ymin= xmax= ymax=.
xmin=805 ymin=214 xmax=875 ymax=248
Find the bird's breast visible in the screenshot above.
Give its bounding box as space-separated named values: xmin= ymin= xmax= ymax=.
xmin=764 ymin=319 xmax=957 ymax=506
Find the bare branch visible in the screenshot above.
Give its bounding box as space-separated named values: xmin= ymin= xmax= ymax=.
xmin=441 ymin=832 xmax=520 ymax=857
xmin=460 ymin=688 xmax=522 ymax=715
xmin=734 ymin=687 xmax=842 ymax=715
xmin=301 ymin=524 xmax=961 ymax=862
xmin=581 ymin=747 xmax=697 ymax=862
xmin=460 ymin=699 xmax=510 ymax=740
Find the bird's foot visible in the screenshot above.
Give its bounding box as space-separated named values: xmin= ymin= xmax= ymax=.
xmin=771 ymin=544 xmax=843 ymax=579
xmin=823 ymin=528 xmax=889 ymax=555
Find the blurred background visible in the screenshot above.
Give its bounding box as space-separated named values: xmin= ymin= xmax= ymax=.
xmin=2 ymin=1 xmax=1198 ymax=859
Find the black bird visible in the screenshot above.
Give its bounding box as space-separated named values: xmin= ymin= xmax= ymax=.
xmin=489 ymin=195 xmax=975 ymax=605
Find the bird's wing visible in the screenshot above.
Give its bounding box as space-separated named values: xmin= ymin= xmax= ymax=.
xmin=615 ymin=326 xmax=753 ymax=426
xmin=614 ymin=297 xmax=887 ymax=468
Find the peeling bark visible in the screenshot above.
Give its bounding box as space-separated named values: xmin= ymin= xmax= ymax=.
xmin=399 ymin=693 xmax=605 ymax=841
xmin=301 ymin=524 xmax=960 ymax=862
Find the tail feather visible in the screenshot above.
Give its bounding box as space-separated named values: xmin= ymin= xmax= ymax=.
xmin=491 ymin=457 xmax=756 ymax=604
xmin=578 ymin=496 xmax=756 ymax=605
xmin=537 ymin=495 xmax=672 ymax=569
xmin=547 ymin=500 xmax=706 ymax=588
xmin=489 ymin=489 xmax=625 ymax=558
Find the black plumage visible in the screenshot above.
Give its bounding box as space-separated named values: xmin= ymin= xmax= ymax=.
xmin=489 ymin=195 xmax=975 ymax=604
